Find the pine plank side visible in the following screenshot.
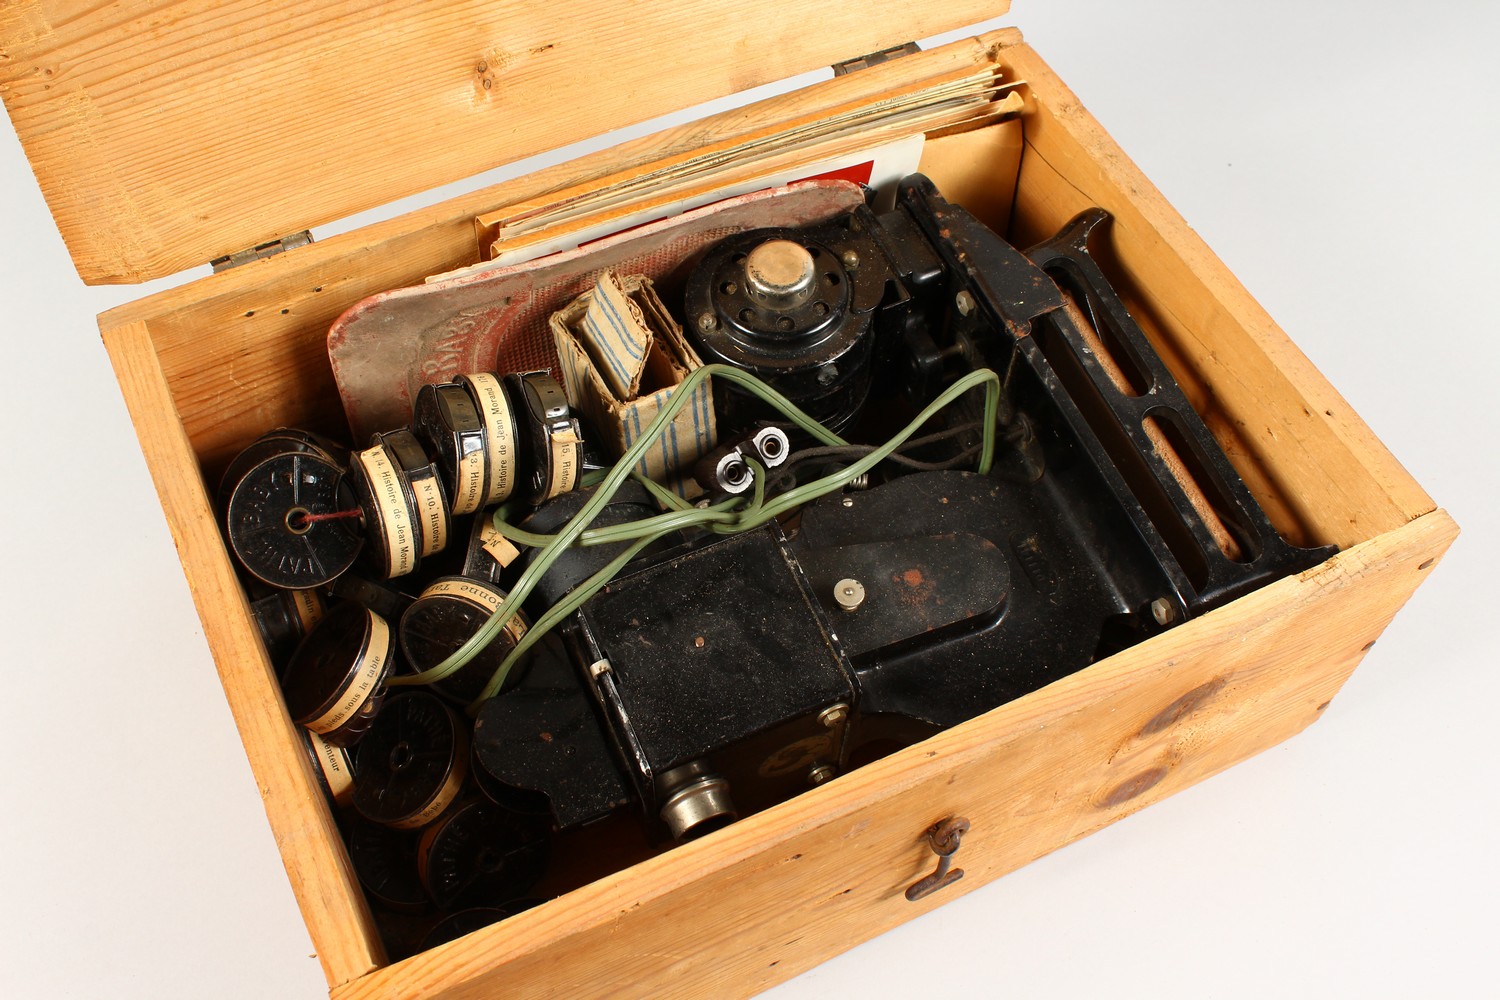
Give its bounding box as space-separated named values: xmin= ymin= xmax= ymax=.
xmin=0 ymin=0 xmax=1006 ymax=284
xmin=995 ymin=41 xmax=1432 ymax=551
xmin=101 ymin=318 xmax=383 ymax=990
xmin=915 ymin=120 xmax=1026 ymax=232
xmin=95 ymin=31 xmax=1017 ymax=476
xmin=332 ymin=510 xmax=1456 ymax=1000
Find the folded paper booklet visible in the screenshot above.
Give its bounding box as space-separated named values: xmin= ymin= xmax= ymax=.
xmin=550 ymin=271 xmax=715 ymax=493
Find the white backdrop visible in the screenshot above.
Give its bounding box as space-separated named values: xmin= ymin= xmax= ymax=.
xmin=1 ymin=3 xmax=1494 ymax=997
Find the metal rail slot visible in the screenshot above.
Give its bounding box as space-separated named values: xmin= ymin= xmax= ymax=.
xmin=1022 ymin=210 xmax=1333 ymax=611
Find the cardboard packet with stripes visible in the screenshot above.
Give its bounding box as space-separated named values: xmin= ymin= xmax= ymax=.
xmin=550 ymin=271 xmax=716 ymax=496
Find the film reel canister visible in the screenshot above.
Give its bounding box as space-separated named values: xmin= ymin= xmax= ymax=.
xmin=352 ymin=691 xmax=469 ymax=830
xmin=347 ymin=817 xmax=430 ymax=914
xmin=217 ymin=427 xmax=348 ymax=514
xmin=504 ymin=372 xmax=583 ymax=506
xmin=457 ymin=373 xmax=522 ymax=508
xmin=416 ymin=799 xmax=550 ymax=910
xmin=225 ymin=451 xmax=364 ymax=590
xmin=413 ymin=382 xmax=488 ymax=517
xmin=350 ymin=429 xmax=451 ymax=579
xmin=400 ymin=577 xmax=529 ymax=705
xmin=281 ymin=603 xmax=397 ymax=746
xmin=251 ymin=587 xmax=329 ymax=669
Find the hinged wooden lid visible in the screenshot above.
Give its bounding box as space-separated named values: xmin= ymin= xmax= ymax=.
xmin=0 ymin=0 xmax=1009 ymax=284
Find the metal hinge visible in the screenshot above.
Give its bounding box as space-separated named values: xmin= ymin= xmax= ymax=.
xmin=210 ymin=230 xmax=314 ymax=272
xmin=831 ymin=41 xmax=921 ymax=77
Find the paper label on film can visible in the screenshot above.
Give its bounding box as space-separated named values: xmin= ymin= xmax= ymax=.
xmin=356 ymin=444 xmax=416 ymax=578
xmin=290 ymin=588 xmax=326 ymax=635
xmin=307 ymin=730 xmax=355 ymax=805
xmin=467 ymin=374 xmax=518 ymax=504
xmin=452 ymin=445 xmax=485 ymax=516
xmin=478 ymin=519 xmax=521 ymax=568
xmin=545 ymin=428 xmax=580 ymax=501
xmin=423 ymin=577 xmax=503 ymax=613
xmin=411 ymin=473 xmax=448 ymax=557
xmin=305 ymin=612 xmax=391 ymax=734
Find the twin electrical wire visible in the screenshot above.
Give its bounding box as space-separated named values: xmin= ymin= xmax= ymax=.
xmin=386 ymin=363 xmax=1002 ymax=714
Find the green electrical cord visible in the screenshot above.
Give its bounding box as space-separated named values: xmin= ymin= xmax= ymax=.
xmin=387 ymin=363 xmax=1000 ymax=711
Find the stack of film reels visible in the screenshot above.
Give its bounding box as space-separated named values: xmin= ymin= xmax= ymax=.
xmin=219 ymin=370 xmax=585 ymax=958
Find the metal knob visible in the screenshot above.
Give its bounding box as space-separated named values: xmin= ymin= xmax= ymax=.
xmin=744 ymin=240 xmax=816 ymax=305
xmin=656 ymin=760 xmax=737 ymax=842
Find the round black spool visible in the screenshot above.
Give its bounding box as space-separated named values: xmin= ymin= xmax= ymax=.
xmin=419 ymin=900 xmax=543 ymax=952
xmin=353 ymin=691 xmax=469 ymax=830
xmin=412 ymin=382 xmax=488 ymax=517
xmin=517 ymin=479 xmax=672 ymax=611
xmin=281 ymin=603 xmax=396 ymax=746
xmin=683 ymin=227 xmax=874 ymax=434
xmin=216 ymin=427 xmax=347 ymax=514
xmin=417 ymin=799 xmax=550 ymax=910
xmin=347 ymin=816 xmax=431 ymax=914
xmin=399 ymin=576 xmax=528 ymax=706
xmin=225 ymin=451 xmax=364 ymax=590
xmin=504 ymin=372 xmax=583 ymax=506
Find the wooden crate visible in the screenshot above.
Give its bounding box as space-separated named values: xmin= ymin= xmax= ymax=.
xmin=1 ymin=4 xmax=1454 ymax=997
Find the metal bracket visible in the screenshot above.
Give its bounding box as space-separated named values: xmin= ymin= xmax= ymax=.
xmin=210 ymin=230 xmax=314 ymax=272
xmin=832 ymin=41 xmax=920 ymax=77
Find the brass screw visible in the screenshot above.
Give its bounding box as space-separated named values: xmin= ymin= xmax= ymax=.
xmin=819 ymin=703 xmax=849 ymax=729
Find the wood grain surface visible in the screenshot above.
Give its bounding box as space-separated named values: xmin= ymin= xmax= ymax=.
xmin=0 ymin=0 xmax=1007 ymax=283
xmin=102 ymin=320 xmax=384 ymax=988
